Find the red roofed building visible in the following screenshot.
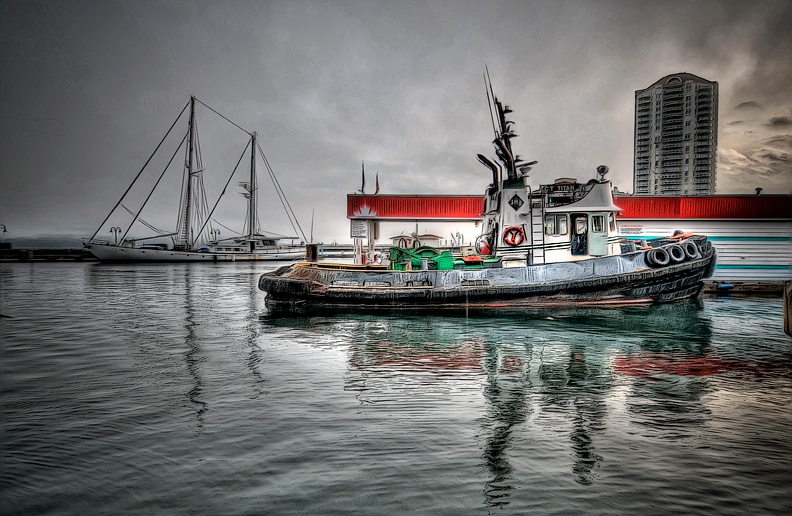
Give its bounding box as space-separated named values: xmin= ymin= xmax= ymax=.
xmin=347 ymin=193 xmax=791 ymax=282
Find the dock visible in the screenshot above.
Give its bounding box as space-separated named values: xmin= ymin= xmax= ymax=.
xmin=0 ymin=248 xmax=97 ymax=261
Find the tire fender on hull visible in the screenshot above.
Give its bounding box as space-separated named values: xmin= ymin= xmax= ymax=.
xmin=682 ymin=240 xmax=699 ymax=260
xmin=668 ymin=244 xmax=686 ymax=263
xmin=645 ymin=247 xmax=670 ymax=268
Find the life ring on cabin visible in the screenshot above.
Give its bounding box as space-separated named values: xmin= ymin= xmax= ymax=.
xmin=645 ymin=247 xmax=670 ymax=268
xmin=682 ymin=240 xmax=699 ymax=260
xmin=503 ymin=226 xmax=525 ymax=246
xmin=668 ymin=244 xmax=686 ymax=263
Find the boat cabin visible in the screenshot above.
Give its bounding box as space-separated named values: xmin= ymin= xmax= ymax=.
xmin=480 ymin=174 xmax=624 ymax=267
xmin=207 ymin=234 xmax=299 ymax=254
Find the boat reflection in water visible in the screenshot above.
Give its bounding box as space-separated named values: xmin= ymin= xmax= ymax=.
xmin=262 ymin=302 xmax=729 ymax=502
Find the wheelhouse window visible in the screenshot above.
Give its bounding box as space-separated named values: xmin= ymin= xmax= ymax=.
xmin=544 ymin=214 xmax=568 ymax=235
xmin=591 ymin=214 xmax=607 ymax=233
xmin=609 ymin=213 xmax=616 ymax=232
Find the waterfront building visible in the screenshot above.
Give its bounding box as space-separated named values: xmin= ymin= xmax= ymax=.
xmin=347 ymin=194 xmax=791 ymax=284
xmin=634 ymin=73 xmax=718 ymax=195
xmin=614 ymin=195 xmax=791 ymax=283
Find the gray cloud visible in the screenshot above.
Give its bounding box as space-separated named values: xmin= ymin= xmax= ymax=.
xmin=735 ymin=101 xmax=762 ymax=109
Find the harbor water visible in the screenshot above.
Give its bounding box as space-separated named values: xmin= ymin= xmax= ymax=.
xmin=1 ymin=262 xmax=790 ymax=515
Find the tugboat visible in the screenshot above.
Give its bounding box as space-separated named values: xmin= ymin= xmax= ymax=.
xmin=258 ymin=86 xmax=716 ymax=313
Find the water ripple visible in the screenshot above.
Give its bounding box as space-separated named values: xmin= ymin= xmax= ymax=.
xmin=1 ymin=263 xmax=790 ymax=515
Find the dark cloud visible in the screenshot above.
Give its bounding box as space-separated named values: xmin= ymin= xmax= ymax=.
xmin=735 ymin=101 xmax=762 ymax=109
xmin=767 ymin=116 xmax=792 ymax=127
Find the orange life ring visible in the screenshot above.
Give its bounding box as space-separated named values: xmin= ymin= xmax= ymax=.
xmin=503 ymin=226 xmax=525 ymax=246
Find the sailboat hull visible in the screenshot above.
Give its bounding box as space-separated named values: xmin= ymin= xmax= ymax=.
xmin=85 ymin=243 xmax=304 ymax=262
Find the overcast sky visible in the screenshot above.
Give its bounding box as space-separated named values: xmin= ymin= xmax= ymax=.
xmin=1 ymin=0 xmax=790 ymax=245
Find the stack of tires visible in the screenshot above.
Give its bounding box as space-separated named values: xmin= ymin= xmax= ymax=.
xmin=645 ymin=240 xmax=700 ymax=268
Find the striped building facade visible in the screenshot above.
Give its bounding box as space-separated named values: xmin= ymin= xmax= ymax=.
xmin=615 ymin=195 xmax=791 ymax=282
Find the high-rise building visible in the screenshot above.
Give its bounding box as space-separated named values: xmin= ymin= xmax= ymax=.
xmin=633 ymin=73 xmax=718 ymax=195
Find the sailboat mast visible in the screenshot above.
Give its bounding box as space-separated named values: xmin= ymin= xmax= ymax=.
xmin=249 ymin=131 xmax=257 ymax=240
xmin=178 ymin=96 xmax=197 ymax=250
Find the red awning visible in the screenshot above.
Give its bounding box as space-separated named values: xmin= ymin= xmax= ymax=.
xmin=345 ymin=194 xmax=791 ymax=221
xmin=614 ymin=196 xmax=791 ymax=219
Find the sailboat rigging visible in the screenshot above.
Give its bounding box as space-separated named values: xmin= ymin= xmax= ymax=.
xmin=85 ymin=96 xmax=306 ymax=262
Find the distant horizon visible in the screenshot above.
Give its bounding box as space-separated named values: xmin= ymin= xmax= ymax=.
xmin=4 ymin=188 xmax=791 ymax=250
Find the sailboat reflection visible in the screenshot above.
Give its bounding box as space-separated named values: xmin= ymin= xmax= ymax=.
xmin=244 ymin=268 xmax=267 ymax=397
xmin=183 ymin=266 xmax=207 ymax=428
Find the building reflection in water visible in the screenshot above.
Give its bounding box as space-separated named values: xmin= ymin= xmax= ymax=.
xmin=268 ymin=302 xmax=720 ymax=506
xmin=614 ymin=305 xmax=715 ymax=440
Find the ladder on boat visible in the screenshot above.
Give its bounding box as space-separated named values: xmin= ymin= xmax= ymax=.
xmin=529 ymin=199 xmax=545 ymax=265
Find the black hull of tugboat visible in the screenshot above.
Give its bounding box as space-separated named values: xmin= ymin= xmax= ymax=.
xmin=259 ymin=244 xmax=717 ymax=315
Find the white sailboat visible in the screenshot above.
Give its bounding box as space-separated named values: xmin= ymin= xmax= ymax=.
xmin=85 ymin=96 xmax=306 ymax=262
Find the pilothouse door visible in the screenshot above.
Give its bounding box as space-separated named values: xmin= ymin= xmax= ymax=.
xmin=571 ymin=215 xmax=587 ymax=256
xmin=588 ymin=213 xmax=608 ymax=256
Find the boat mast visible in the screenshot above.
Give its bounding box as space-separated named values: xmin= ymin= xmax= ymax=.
xmin=177 ymin=96 xmax=197 ymax=251
xmin=249 ymin=131 xmax=257 ymax=240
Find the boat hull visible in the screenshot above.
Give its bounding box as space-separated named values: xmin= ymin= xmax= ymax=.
xmin=259 ymin=239 xmax=716 ymax=314
xmin=85 ymin=243 xmax=304 ymax=262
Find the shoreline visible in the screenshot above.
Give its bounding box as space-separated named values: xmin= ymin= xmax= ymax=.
xmin=1 ymin=248 xmax=787 ymax=298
